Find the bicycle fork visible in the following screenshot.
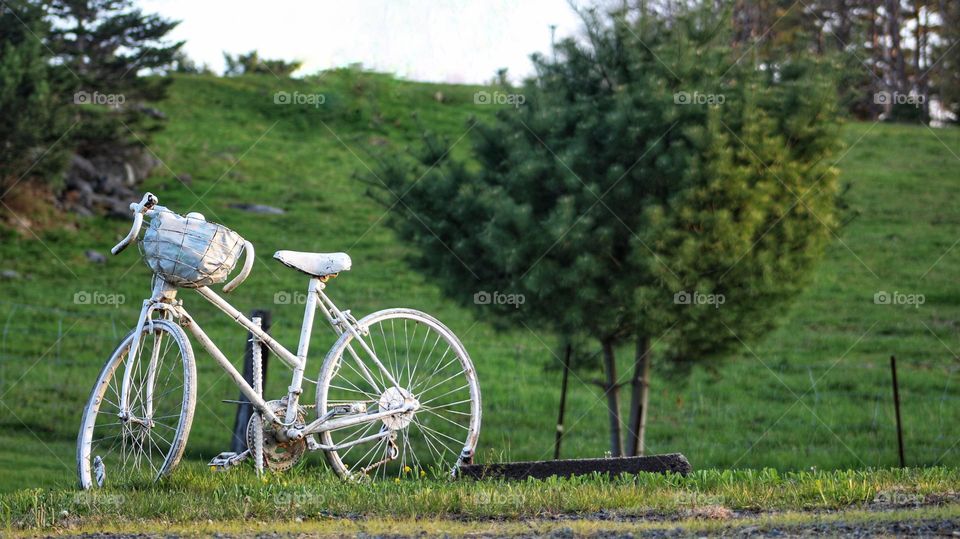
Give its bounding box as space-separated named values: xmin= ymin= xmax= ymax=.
xmin=117 ymin=298 xmax=156 ymax=424
xmin=118 ymin=278 xmax=188 ymax=425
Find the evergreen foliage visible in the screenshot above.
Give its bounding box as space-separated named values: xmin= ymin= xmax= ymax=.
xmin=361 ymin=6 xmax=842 ymax=454
xmin=0 ymin=0 xmax=67 ymax=194
xmin=223 ymin=50 xmax=302 ymax=77
xmin=47 ymin=0 xmax=183 ymax=154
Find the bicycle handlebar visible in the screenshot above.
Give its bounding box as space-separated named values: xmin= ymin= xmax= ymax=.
xmin=222 ymin=240 xmax=255 ymax=294
xmin=111 ymin=193 xmax=158 ymax=255
xmin=111 ymin=192 xmax=254 ymax=293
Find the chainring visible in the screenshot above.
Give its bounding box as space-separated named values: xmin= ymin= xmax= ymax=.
xmin=246 ymin=400 xmax=308 ymax=472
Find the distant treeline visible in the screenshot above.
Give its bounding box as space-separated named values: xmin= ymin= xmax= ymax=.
xmin=615 ymin=1 xmax=958 ymax=122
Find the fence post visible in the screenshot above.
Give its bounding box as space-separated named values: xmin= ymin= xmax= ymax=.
xmin=231 ymin=309 xmax=272 ymax=454
xmin=890 ymin=355 xmax=905 ymax=468
xmin=554 ymin=343 xmax=572 ymax=460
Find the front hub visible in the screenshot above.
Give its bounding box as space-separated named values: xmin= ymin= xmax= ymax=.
xmin=379 ymin=387 xmax=418 ymax=430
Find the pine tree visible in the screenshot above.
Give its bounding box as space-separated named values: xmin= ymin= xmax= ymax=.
xmin=0 ymin=0 xmax=68 ymax=198
xmin=46 ymin=0 xmax=183 ymax=154
xmin=361 ymin=4 xmax=842 ymax=456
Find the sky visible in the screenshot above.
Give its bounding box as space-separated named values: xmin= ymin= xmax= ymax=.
xmin=140 ymin=0 xmax=585 ymax=84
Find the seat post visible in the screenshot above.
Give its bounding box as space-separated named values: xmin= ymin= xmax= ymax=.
xmin=285 ymin=277 xmax=321 ymax=424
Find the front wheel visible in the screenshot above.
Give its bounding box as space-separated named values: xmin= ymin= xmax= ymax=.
xmin=316 ymin=309 xmax=481 ymax=480
xmin=77 ymin=319 xmax=196 ymax=489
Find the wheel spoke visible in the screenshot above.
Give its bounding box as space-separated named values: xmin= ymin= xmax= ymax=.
xmin=419 ymin=383 xmax=471 ymax=408
xmin=421 ymin=401 xmax=473 ymax=414
xmin=350 ymin=436 xmax=385 ymax=476
xmin=422 ymin=409 xmax=470 ymax=431
xmin=337 ymin=361 xmax=382 ymax=399
xmin=417 ymin=372 xmax=468 ymax=402
xmin=412 ymin=417 xmax=448 ymax=462
xmin=411 ymin=345 xmax=456 ymax=393
xmin=339 ymin=421 xmax=379 ymax=460
xmin=415 ymin=419 xmax=463 ymax=449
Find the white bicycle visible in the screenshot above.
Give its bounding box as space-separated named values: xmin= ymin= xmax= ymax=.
xmin=77 ymin=193 xmax=481 ymax=488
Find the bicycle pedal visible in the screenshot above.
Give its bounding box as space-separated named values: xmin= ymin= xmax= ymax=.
xmin=208 ymin=450 xmax=249 ymax=471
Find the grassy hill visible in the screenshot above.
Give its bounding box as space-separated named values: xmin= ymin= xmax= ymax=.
xmin=0 ymin=71 xmax=958 ymax=493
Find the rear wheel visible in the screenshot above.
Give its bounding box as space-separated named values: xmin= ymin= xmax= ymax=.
xmin=316 ymin=309 xmax=481 ymax=480
xmin=77 ymin=319 xmax=196 ymax=488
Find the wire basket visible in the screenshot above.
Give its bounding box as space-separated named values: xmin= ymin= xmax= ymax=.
xmin=141 ymin=210 xmax=246 ymax=288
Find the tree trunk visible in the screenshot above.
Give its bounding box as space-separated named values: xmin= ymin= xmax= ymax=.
xmin=626 ymin=335 xmax=652 ymax=456
xmin=601 ymin=339 xmax=623 ymax=457
xmin=887 ymin=0 xmax=907 ymax=93
xmin=834 ymin=0 xmax=852 ymax=49
xmin=915 ymin=0 xmax=930 ymax=119
xmin=871 ymin=0 xmax=882 ymax=119
xmin=913 ymin=0 xmax=922 ymax=78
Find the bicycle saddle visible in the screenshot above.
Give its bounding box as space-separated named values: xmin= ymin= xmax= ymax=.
xmin=273 ymin=250 xmax=352 ymax=278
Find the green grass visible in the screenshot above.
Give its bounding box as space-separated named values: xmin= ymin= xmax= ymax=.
xmin=0 ymin=71 xmax=959 ymax=495
xmin=2 ymin=465 xmax=958 ymax=533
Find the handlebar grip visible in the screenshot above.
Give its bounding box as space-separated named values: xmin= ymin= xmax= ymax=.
xmin=222 ymin=240 xmax=255 ymax=294
xmin=111 ymin=193 xmax=158 ymax=256
xmin=111 ymin=212 xmax=143 ymax=255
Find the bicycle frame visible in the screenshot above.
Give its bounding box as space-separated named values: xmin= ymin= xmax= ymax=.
xmin=119 ymin=275 xmax=412 ymax=445
xmin=86 ymin=193 xmax=479 ymax=484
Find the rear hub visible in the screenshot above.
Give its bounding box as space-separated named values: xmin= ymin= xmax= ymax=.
xmin=378 ymin=387 xmax=418 ymax=430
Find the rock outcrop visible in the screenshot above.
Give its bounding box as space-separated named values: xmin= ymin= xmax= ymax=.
xmin=60 ymin=149 xmax=161 ymax=218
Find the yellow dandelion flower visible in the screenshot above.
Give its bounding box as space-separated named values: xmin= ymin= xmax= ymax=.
xmin=404 ymin=465 xmax=412 ymax=474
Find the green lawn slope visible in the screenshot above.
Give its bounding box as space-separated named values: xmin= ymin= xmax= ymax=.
xmin=0 ymin=71 xmax=958 ymax=493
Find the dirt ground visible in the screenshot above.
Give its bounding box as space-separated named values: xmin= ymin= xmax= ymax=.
xmin=41 ymin=504 xmax=960 ymax=538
